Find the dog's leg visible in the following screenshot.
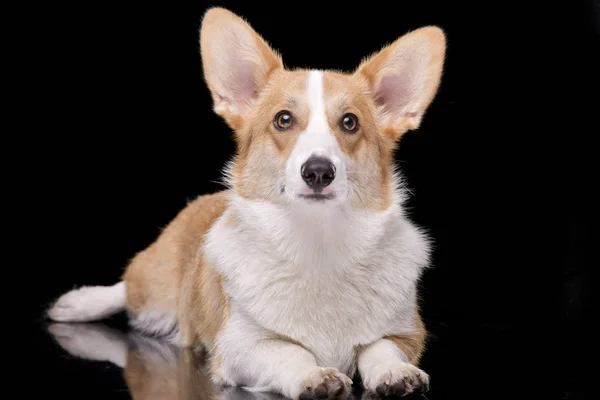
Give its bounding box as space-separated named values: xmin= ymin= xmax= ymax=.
xmin=357 ymin=334 xmax=429 ymax=397
xmin=213 ymin=313 xmax=352 ymax=400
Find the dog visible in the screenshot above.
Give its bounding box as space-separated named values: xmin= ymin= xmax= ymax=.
xmin=47 ymin=7 xmax=446 ymax=399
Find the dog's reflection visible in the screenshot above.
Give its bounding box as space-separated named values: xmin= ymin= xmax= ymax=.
xmin=47 ymin=322 xmax=286 ymax=400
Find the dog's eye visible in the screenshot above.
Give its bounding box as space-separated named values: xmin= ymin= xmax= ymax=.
xmin=274 ymin=110 xmax=293 ymax=131
xmin=340 ymin=113 xmax=359 ymax=133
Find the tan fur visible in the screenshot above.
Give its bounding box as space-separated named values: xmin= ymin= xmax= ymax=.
xmin=356 ymin=26 xmax=446 ymax=140
xmin=321 ymin=71 xmax=398 ymax=211
xmin=230 ymin=68 xmax=310 ymax=202
xmin=383 ymin=313 xmax=427 ymax=366
xmin=122 ymin=190 xmax=229 ymax=348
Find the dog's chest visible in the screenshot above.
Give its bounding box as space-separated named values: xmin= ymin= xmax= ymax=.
xmin=205 ymin=208 xmax=426 ymax=374
xmin=223 ymin=256 xmax=409 ymax=373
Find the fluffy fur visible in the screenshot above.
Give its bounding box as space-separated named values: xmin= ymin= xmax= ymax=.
xmin=47 ymin=7 xmax=446 ymax=399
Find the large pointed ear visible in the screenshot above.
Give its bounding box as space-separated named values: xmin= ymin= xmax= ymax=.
xmin=355 ymin=26 xmax=446 ymax=141
xmin=199 ymin=8 xmax=283 ymax=129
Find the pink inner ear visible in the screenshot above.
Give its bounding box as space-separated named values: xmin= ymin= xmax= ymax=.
xmin=220 ymin=38 xmax=260 ymax=107
xmin=225 ymin=59 xmax=259 ymax=103
xmin=375 ymin=70 xmax=418 ymax=119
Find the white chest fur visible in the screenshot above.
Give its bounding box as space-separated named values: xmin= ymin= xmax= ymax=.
xmin=204 ymin=194 xmax=430 ymax=375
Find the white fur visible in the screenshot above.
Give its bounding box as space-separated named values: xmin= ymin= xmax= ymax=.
xmin=203 ymin=71 xmax=432 ymax=397
xmin=284 ymin=70 xmax=349 ymax=202
xmin=47 ymin=282 xmax=126 ymax=322
xmin=357 ymin=338 xmax=429 ymax=393
xmin=129 ymin=307 xmax=181 ymax=344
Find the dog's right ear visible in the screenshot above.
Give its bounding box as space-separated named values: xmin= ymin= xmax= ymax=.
xmin=200 ymin=7 xmax=283 ymax=130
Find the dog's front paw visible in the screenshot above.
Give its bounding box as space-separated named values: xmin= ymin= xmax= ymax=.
xmin=295 ymin=367 xmax=353 ymax=400
xmin=363 ymin=363 xmax=429 ymax=397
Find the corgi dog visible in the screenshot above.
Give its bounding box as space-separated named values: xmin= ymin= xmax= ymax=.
xmin=47 ymin=7 xmax=446 ymax=399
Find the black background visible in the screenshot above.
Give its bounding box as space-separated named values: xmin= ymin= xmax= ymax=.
xmin=25 ymin=0 xmax=597 ymax=399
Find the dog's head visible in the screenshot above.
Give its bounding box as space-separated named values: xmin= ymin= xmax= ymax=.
xmin=200 ymin=8 xmax=445 ymax=212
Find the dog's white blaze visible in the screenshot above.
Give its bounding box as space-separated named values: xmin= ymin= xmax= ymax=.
xmin=303 ymin=70 xmax=333 ymax=154
xmin=285 ymin=70 xmax=347 ymax=197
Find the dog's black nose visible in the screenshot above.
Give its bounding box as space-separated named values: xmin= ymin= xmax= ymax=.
xmin=301 ymin=156 xmax=336 ymax=192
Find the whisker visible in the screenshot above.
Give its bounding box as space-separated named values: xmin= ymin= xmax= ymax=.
xmin=249 ymin=186 xmax=277 ymax=220
xmin=209 ymin=180 xmax=228 ymax=188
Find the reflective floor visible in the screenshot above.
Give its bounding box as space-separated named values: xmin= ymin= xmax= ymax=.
xmin=37 ymin=313 xmax=587 ymax=399
xmin=46 ymin=321 xmax=285 ymax=400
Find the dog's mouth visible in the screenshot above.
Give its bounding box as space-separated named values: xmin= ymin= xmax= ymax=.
xmin=298 ymin=193 xmax=336 ymax=202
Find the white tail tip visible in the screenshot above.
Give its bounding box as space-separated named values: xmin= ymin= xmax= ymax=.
xmin=47 ymin=282 xmax=126 ymax=322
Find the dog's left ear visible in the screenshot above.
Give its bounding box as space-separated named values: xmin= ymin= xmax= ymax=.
xmin=355 ymin=26 xmax=446 ymax=141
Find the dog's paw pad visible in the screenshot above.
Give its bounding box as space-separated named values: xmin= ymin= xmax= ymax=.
xmin=297 ymin=368 xmax=352 ymax=399
xmin=366 ymin=363 xmax=429 ymax=397
xmin=375 ymin=379 xmax=408 ymax=397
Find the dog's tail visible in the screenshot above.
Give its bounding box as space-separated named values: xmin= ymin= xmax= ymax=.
xmin=47 ymin=281 xmax=126 ymax=322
